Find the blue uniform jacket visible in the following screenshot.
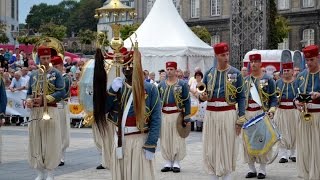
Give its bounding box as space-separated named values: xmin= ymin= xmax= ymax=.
xmin=276 ymin=79 xmax=297 ymax=101
xmin=158 ymin=79 xmax=191 ymax=121
xmin=27 ymin=67 xmax=66 ymax=103
xmin=202 ymin=65 xmax=246 ymax=118
xmin=296 ymin=70 xmax=320 ymax=94
xmin=105 ymin=81 xmax=161 ymax=153
xmin=244 ymin=74 xmax=278 ymax=112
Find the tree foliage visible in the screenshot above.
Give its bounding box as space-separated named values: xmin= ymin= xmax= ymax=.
xmin=190 ymin=26 xmax=211 ymax=44
xmin=67 ymin=0 xmax=103 ymax=34
xmin=39 ymin=22 xmax=67 ymax=41
xmin=0 ymin=21 xmax=9 ymax=44
xmin=78 ymin=29 xmax=96 ymax=45
xmin=26 ymin=3 xmax=68 ymax=32
xmin=267 ymin=0 xmax=290 ymax=49
xmin=120 ymin=23 xmax=140 ymax=40
xmin=17 ymin=36 xmax=40 ymax=45
xmin=25 ymin=0 xmax=102 ymax=36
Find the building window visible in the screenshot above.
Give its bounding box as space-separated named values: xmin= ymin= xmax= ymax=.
xmin=278 ymin=38 xmax=289 ymax=49
xmin=11 ymin=0 xmax=15 ymax=19
xmin=191 ymin=0 xmax=200 ymax=18
xmin=211 ymin=35 xmax=220 ymax=46
xmin=211 ymin=0 xmax=221 ymax=16
xmin=277 ymin=0 xmax=289 ymax=10
xmin=302 ymin=0 xmax=314 ymax=8
xmin=303 ymin=29 xmax=314 ymax=46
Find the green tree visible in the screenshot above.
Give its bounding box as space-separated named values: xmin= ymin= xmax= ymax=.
xmin=26 ymin=3 xmax=68 ymax=32
xmin=39 ymin=22 xmax=67 ymax=41
xmin=67 ymin=0 xmax=103 ymax=34
xmin=190 ymin=26 xmax=211 ymax=44
xmin=0 ymin=21 xmax=9 ymax=44
xmin=78 ymin=29 xmax=96 ymax=45
xmin=120 ymin=23 xmax=140 ymax=40
xmin=267 ymin=0 xmax=290 ymax=49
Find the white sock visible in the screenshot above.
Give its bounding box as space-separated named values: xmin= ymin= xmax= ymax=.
xmin=211 ymin=174 xmax=219 ymax=180
xmin=164 ymin=160 xmax=172 ymax=168
xmin=248 ymin=163 xmax=256 ymax=173
xmin=173 ymin=160 xmax=180 ymax=168
xmin=222 ymin=173 xmax=232 ymax=180
xmin=259 ymin=164 xmax=266 ymax=175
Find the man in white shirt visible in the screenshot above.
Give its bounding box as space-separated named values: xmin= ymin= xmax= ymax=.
xmin=9 ymin=71 xmax=27 ymax=125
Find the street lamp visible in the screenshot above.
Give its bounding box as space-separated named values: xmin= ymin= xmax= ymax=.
xmin=11 ymin=31 xmax=19 ymax=47
xmin=94 ymin=0 xmax=137 ymax=76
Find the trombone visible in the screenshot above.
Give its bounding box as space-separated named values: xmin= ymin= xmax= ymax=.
xmin=297 ymin=88 xmax=312 ymax=122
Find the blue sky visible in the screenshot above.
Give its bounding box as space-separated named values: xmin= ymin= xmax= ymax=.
xmin=19 ymin=0 xmax=63 ymax=23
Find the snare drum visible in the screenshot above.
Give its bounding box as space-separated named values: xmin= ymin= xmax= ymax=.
xmin=242 ymin=112 xmax=281 ymax=156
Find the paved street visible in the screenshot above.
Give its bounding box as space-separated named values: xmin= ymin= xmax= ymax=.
xmin=0 ymin=126 xmax=300 ymax=180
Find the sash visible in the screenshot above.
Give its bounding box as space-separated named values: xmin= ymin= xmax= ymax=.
xmin=116 ymin=92 xmax=133 ymax=159
xmin=250 ymin=82 xmax=262 ymax=106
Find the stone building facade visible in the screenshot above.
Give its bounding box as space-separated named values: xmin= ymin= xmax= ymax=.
xmin=0 ymin=0 xmax=19 ymax=44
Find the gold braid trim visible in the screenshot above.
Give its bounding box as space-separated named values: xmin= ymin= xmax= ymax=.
xmin=236 ymin=115 xmax=247 ymax=124
xmin=46 ymin=95 xmax=55 ymax=103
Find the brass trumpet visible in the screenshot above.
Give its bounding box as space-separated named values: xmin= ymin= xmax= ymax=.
xmin=196 ymin=82 xmax=206 ymax=94
xmin=37 ymin=65 xmax=51 ymax=120
xmin=297 ymin=88 xmax=312 ymax=122
xmin=301 ymin=103 xmax=312 ymax=122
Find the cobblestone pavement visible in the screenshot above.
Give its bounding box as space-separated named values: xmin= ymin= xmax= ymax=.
xmin=0 ymin=126 xmax=300 ymax=180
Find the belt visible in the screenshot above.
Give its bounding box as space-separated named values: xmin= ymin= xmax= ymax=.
xmin=123 ymin=126 xmax=149 ymax=136
xmin=307 ymin=103 xmax=320 ymax=109
xmin=246 ymin=103 xmax=261 ymax=111
xmin=206 ymin=101 xmax=229 ymax=107
xmin=162 ymin=106 xmax=181 ymax=114
xmin=279 ymin=101 xmax=294 ymax=109
xmin=56 ymin=102 xmax=65 ymax=109
xmin=206 ymin=99 xmax=235 ymax=112
xmin=206 ymin=105 xmax=236 ymax=111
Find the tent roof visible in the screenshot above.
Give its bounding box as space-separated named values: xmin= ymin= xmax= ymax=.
xmin=124 ymin=0 xmax=214 ymax=57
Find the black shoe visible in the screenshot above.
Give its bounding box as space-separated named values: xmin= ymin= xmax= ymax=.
xmin=161 ymin=167 xmax=172 ymax=172
xmin=59 ymin=161 xmax=65 ymax=166
xmin=257 ymin=173 xmax=266 ymax=179
xmin=172 ymin=167 xmax=180 ymax=173
xmin=191 ymin=122 xmax=195 ymax=131
xmin=245 ymin=172 xmax=257 ymax=178
xmin=279 ymin=158 xmax=288 ymax=163
xmin=289 ymin=157 xmax=296 ymax=162
xmin=96 ymin=164 xmax=106 ymax=169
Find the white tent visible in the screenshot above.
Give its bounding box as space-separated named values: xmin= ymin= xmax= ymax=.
xmin=124 ymin=0 xmax=214 ymax=76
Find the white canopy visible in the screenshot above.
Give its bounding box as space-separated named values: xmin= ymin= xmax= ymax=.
xmin=124 ymin=0 xmax=214 ymax=75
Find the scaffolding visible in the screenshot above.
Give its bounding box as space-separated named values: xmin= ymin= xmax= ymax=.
xmin=230 ymin=0 xmax=269 ymax=69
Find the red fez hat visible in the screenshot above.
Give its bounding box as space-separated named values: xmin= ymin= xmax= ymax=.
xmin=249 ymin=54 xmax=262 ymax=61
xmin=213 ymin=42 xmax=229 ymax=55
xmin=302 ymin=45 xmax=319 ymax=58
xmin=166 ymin=61 xmax=177 ymax=69
xmin=51 ymin=56 xmax=63 ymax=66
xmin=37 ymin=46 xmax=51 ymax=57
xmin=282 ymin=62 xmax=293 ymax=69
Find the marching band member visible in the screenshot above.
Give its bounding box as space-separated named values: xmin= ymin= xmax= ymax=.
xmin=158 ymin=61 xmax=190 ymax=173
xmin=51 ymin=56 xmax=71 ymax=166
xmin=243 ymin=53 xmax=277 ymax=179
xmin=93 ymin=48 xmax=161 ymax=180
xmin=274 ymin=62 xmax=299 ymax=164
xmin=294 ymin=45 xmax=320 ymax=180
xmin=199 ymin=42 xmax=246 ymax=180
xmin=0 ymin=74 xmax=7 ymax=164
xmin=26 ymin=46 xmax=65 ymax=180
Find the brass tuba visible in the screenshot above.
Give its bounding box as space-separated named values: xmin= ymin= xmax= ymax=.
xmin=32 ymin=37 xmax=65 ymax=63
